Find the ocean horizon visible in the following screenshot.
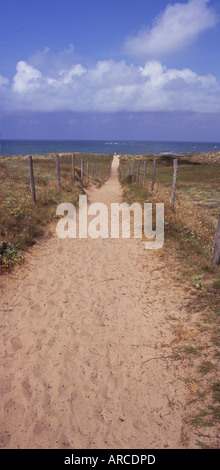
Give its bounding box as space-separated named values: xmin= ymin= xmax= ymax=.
xmin=1 ymin=139 xmax=220 ymax=157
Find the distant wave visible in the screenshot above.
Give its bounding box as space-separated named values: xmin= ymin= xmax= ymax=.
xmin=1 ymin=139 xmax=220 ymax=157
xmin=160 ymin=151 xmax=177 ymax=155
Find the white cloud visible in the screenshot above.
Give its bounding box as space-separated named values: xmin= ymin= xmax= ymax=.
xmin=124 ymin=0 xmax=218 ymax=57
xmin=59 ymin=64 xmax=87 ymax=84
xmin=0 ymin=74 xmax=9 ymax=87
xmin=0 ymin=2 xmax=219 ymax=116
xmin=0 ymin=57 xmax=217 ymax=113
xmin=13 ymin=61 xmax=42 ymax=93
xmin=28 ymin=44 xmax=78 ymax=76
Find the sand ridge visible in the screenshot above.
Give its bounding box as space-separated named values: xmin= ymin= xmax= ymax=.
xmin=0 ymin=155 xmax=193 ymax=449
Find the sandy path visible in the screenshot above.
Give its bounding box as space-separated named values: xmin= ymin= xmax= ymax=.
xmin=0 ymin=156 xmax=192 ymax=449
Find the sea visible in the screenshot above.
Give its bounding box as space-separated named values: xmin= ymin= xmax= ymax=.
xmin=0 ymin=140 xmax=220 ymax=157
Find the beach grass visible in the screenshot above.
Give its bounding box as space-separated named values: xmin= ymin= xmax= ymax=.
xmin=119 ymin=153 xmax=220 ymax=444
xmin=0 ymin=152 xmax=112 ymax=270
xmin=120 ymin=154 xmax=220 ymax=217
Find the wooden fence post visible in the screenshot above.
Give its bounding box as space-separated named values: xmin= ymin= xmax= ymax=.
xmin=126 ymin=167 xmax=130 ymax=178
xmin=28 ymin=155 xmax=36 ymax=203
xmin=56 ymin=154 xmax=61 ymax=189
xmin=86 ymin=161 xmax=89 ymax=184
xmin=72 ymin=154 xmax=75 ymax=180
xmin=151 ymin=159 xmax=156 ymax=191
xmin=137 ymin=161 xmax=140 ymax=183
xmin=212 ymin=211 xmax=220 ymax=265
xmin=131 ymin=163 xmax=135 ymax=183
xmin=143 ymin=161 xmax=147 ymax=185
xmin=120 ymin=164 xmax=124 ymax=181
xmin=81 ymin=159 xmax=84 ymax=181
xmin=170 ymin=159 xmax=178 ymax=211
xmin=92 ymin=163 xmax=94 ymax=179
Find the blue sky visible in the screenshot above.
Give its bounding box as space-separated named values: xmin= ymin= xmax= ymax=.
xmin=1 ymin=0 xmax=220 ymax=141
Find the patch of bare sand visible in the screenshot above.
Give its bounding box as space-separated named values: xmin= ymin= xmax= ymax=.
xmin=0 ymin=156 xmax=195 ymax=449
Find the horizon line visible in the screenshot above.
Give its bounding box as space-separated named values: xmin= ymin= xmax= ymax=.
xmin=1 ymin=138 xmax=220 ymax=144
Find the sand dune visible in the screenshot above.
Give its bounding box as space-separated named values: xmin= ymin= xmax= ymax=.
xmin=0 ymin=156 xmax=194 ymax=449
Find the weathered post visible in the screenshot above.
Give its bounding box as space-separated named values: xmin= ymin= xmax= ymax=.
xmin=28 ymin=155 xmax=36 ymax=203
xmin=92 ymin=163 xmax=94 ymax=179
xmin=170 ymin=159 xmax=178 ymax=211
xmin=131 ymin=163 xmax=135 ymax=183
xmin=72 ymin=154 xmax=75 ymax=180
xmin=212 ymin=211 xmax=220 ymax=265
xmin=151 ymin=159 xmax=156 ymax=191
xmin=143 ymin=161 xmax=147 ymax=185
xmin=56 ymin=154 xmax=61 ymax=189
xmin=137 ymin=161 xmax=140 ymax=183
xmin=81 ymin=159 xmax=84 ymax=181
xmin=119 ymin=164 xmax=124 ymax=181
xmin=86 ymin=161 xmax=89 ymax=184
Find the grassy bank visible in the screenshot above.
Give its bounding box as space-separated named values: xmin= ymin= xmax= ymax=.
xmin=119 ymin=153 xmax=220 ymax=448
xmin=0 ymin=152 xmax=112 ymax=271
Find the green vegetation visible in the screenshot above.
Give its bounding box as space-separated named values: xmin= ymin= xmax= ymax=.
xmin=212 ymin=382 xmax=220 ymax=403
xmin=190 ymin=409 xmax=217 ymax=428
xmin=0 ymin=152 xmax=112 ymax=271
xmin=119 ymin=153 xmax=220 ymax=447
xmin=198 ymin=361 xmax=217 ymax=375
xmin=0 ymin=242 xmax=24 ymax=270
xmin=1 ymin=150 xmax=219 ymax=447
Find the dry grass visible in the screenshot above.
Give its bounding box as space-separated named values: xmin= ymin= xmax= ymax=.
xmin=0 ymin=152 xmax=112 ymax=271
xmin=120 ymin=154 xmax=220 ymax=448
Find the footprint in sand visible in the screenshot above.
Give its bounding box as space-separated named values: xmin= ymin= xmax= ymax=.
xmin=0 ymin=375 xmax=13 ymax=395
xmin=69 ymin=394 xmax=99 ymax=437
xmin=22 ymin=377 xmax=32 ymax=399
xmin=10 ymin=337 xmax=23 ymax=352
xmin=0 ymin=431 xmax=11 ymax=448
